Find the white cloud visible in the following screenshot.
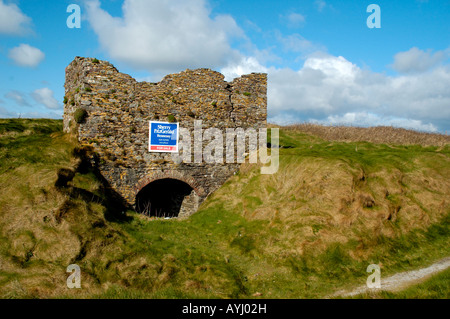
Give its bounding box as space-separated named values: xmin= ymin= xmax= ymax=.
xmin=316 ymin=112 xmax=438 ymax=132
xmin=392 ymin=47 xmax=448 ymax=74
xmin=0 ymin=0 xmax=32 ymax=35
xmin=315 ymin=0 xmax=327 ymax=12
xmin=82 ymin=1 xmax=449 ymax=132
xmin=8 ymin=44 xmax=45 ymax=68
xmin=282 ymin=12 xmax=305 ymax=28
xmin=4 ymin=88 xmax=61 ymax=111
xmin=31 ymin=88 xmax=61 ymax=110
xmin=244 ymin=19 xmax=262 ymax=33
xmin=221 ymin=56 xmax=268 ymax=81
xmin=0 ymin=106 xmax=18 ymax=118
xmin=84 ymin=0 xmax=244 ymax=74
xmin=5 ymin=90 xmax=30 ymax=107
xmin=0 ymin=106 xmax=62 ymax=119
xmin=304 ymin=54 xmax=359 ymax=82
xmin=278 ymin=33 xmax=317 ymax=54
xmin=267 ymin=53 xmax=450 ymax=132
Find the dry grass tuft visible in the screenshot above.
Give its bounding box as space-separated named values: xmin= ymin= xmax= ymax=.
xmin=282 ymin=123 xmax=450 ymax=146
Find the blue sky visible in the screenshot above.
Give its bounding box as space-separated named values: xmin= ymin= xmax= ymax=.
xmin=0 ymin=0 xmax=449 ymax=132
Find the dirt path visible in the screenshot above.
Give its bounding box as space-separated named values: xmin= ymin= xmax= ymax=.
xmin=331 ymin=256 xmax=450 ymax=298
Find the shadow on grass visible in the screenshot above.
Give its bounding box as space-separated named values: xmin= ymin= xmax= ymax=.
xmin=56 ymin=146 xmax=133 ymax=223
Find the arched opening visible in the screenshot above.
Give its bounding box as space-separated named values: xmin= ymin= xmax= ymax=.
xmin=135 ymin=178 xmax=198 ymax=218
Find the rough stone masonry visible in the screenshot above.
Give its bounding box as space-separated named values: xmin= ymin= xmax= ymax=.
xmin=63 ymin=57 xmax=267 ymax=218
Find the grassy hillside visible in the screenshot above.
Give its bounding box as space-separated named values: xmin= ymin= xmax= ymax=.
xmin=0 ymin=119 xmax=448 ymax=298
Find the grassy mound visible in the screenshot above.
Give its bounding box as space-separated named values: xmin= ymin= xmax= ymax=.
xmin=0 ymin=119 xmax=448 ymax=298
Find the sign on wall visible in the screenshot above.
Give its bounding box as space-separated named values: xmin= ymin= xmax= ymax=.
xmin=149 ymin=121 xmax=179 ymax=152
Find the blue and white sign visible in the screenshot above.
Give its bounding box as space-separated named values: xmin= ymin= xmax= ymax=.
xmin=149 ymin=121 xmax=179 ymax=152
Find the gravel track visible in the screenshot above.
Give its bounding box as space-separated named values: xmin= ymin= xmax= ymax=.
xmin=331 ymin=257 xmax=450 ymax=297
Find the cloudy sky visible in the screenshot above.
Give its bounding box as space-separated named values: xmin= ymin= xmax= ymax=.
xmin=0 ymin=0 xmax=449 ymax=132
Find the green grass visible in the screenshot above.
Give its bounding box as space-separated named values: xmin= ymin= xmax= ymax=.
xmin=0 ymin=119 xmax=448 ymax=299
xmin=167 ymin=114 xmax=176 ymax=123
xmin=352 ymin=267 xmax=450 ymax=299
xmin=0 ymin=119 xmax=69 ymax=172
xmin=74 ymin=109 xmax=88 ymax=123
xmin=383 ymin=268 xmax=450 ymax=299
xmin=277 ymin=129 xmax=448 ymax=174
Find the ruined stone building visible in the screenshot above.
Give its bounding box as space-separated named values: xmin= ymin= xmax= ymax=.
xmin=63 ymin=57 xmax=267 ymax=218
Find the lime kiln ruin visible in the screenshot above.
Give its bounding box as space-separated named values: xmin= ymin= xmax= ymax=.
xmin=63 ymin=57 xmax=267 ymax=218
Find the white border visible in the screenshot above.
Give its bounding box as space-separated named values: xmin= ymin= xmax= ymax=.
xmin=149 ymin=121 xmax=179 ymax=153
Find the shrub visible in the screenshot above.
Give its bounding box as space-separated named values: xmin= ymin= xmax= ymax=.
xmin=92 ymin=58 xmax=100 ymax=64
xmin=211 ymin=101 xmax=217 ymax=107
xmin=85 ymin=87 xmax=92 ymax=92
xmin=74 ymin=108 xmax=88 ymax=124
xmin=167 ymin=114 xmax=176 ymax=123
xmin=243 ymin=92 xmax=251 ymax=96
xmin=63 ymin=96 xmax=68 ymax=104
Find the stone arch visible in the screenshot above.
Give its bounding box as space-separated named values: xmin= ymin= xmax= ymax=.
xmin=134 ymin=170 xmax=205 ymax=218
xmin=135 ymin=170 xmax=205 ymax=197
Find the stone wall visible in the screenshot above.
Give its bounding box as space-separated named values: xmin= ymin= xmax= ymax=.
xmin=63 ymin=56 xmax=267 ymax=217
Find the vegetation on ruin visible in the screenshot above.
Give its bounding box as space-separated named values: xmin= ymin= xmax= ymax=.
xmin=167 ymin=114 xmax=176 ymax=123
xmin=74 ymin=109 xmax=88 ymax=124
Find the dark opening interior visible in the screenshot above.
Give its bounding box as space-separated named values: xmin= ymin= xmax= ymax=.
xmin=135 ymin=178 xmax=193 ymax=218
